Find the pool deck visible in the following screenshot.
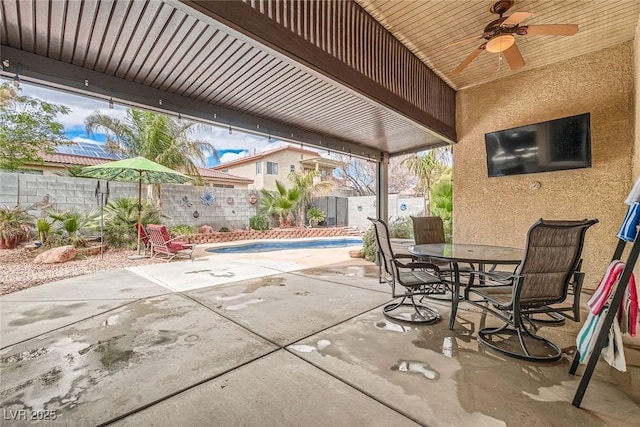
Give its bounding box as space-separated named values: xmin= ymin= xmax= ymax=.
xmin=1 ymin=246 xmax=639 ymax=426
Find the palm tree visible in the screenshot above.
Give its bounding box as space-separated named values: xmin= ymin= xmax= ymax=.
xmin=430 ymin=178 xmax=453 ymax=242
xmin=259 ymin=180 xmax=300 ymax=228
xmin=287 ymin=170 xmax=332 ymax=226
xmin=402 ymin=148 xmax=450 ymax=214
xmin=85 ymin=108 xmax=217 ymax=207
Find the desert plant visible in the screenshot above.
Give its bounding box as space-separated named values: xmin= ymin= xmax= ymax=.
xmin=218 ymin=227 xmax=230 ymax=232
xmin=46 ymin=208 xmax=99 ymax=237
xmin=288 ymin=170 xmax=332 ymax=226
xmin=171 ymin=224 xmax=195 ymax=237
xmin=102 ymin=197 xmax=166 ymax=248
xmin=306 ymin=206 xmax=326 ymax=227
xmin=36 ymin=218 xmax=52 ymax=243
xmin=0 ymin=205 xmax=33 ymax=249
xmin=259 ymin=180 xmax=300 ymax=228
xmin=249 ymin=214 xmax=269 ymax=231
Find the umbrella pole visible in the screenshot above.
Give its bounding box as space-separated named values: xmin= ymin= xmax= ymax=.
xmin=137 ymin=173 xmax=142 ymax=255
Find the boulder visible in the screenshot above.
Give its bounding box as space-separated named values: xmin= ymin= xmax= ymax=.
xmin=34 ymin=245 xmax=77 ymax=264
xmin=198 ymin=225 xmax=214 ymax=234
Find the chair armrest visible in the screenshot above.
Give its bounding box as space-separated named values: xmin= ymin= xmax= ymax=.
xmin=394 ymin=259 xmax=441 ymax=273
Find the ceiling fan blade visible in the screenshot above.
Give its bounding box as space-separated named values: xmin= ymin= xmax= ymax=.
xmin=501 ymin=12 xmax=532 ymax=27
xmin=524 ymin=24 xmax=578 ymax=36
xmin=503 ymin=43 xmax=525 ymax=71
xmin=452 ymin=47 xmax=483 ymax=76
xmin=443 ymin=34 xmax=484 ymax=50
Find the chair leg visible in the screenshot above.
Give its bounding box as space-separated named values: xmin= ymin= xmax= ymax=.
xmin=477 ymin=314 xmax=562 ymax=362
xmin=383 ymin=292 xmax=440 ymax=325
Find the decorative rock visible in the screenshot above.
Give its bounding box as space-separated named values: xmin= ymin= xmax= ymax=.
xmin=198 ymin=225 xmax=214 ymax=234
xmin=34 ymin=245 xmax=77 ymax=264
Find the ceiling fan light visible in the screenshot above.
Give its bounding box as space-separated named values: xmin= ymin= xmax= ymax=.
xmin=486 ymin=34 xmax=515 ymax=53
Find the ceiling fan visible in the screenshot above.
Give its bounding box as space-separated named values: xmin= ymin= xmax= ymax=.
xmin=451 ymin=0 xmax=578 ymax=76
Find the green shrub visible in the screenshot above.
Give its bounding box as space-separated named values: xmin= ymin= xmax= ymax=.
xmin=361 ymin=217 xmax=414 ymax=263
xmin=171 ymin=224 xmax=195 ymax=237
xmin=388 ymin=216 xmax=414 ymax=239
xmin=362 ymin=226 xmax=377 ymax=262
xmin=218 ymin=227 xmax=230 ymax=232
xmin=306 ymin=206 xmax=325 ymax=225
xmin=249 ymin=214 xmax=269 ymax=231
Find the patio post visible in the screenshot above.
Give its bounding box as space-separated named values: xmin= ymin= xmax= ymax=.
xmin=376 ymin=153 xmax=389 ymax=222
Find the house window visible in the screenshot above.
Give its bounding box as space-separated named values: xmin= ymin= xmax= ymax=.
xmin=267 ymin=161 xmax=278 ymax=175
xmin=321 ymin=170 xmax=327 ymax=181
xmin=256 ymin=162 xmax=262 ymax=174
xmin=222 ymin=169 xmax=229 ymax=173
xmin=290 ymin=164 xmax=296 ymax=172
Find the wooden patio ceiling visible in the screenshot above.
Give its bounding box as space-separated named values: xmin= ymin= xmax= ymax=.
xmin=357 ymin=0 xmax=640 ymax=90
xmin=0 ymin=0 xmax=457 ymax=159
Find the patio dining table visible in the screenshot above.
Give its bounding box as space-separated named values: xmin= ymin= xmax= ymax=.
xmin=408 ymin=243 xmax=524 ymax=329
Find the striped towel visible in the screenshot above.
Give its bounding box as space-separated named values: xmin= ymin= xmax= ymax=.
xmin=617 ymin=203 xmax=640 ymax=242
xmin=587 ymin=261 xmax=625 ymax=314
xmin=624 ymin=176 xmax=640 ymax=204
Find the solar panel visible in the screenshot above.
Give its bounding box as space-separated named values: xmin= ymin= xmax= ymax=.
xmin=57 ymin=142 xmax=122 ymax=159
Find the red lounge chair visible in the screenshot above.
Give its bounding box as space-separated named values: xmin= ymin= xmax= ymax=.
xmin=135 ymin=223 xmax=151 ymax=253
xmin=147 ymin=224 xmax=194 ymax=261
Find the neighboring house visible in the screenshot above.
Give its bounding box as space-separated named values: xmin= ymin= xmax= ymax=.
xmin=14 ymin=142 xmax=253 ymax=188
xmin=212 ymin=145 xmax=342 ymax=191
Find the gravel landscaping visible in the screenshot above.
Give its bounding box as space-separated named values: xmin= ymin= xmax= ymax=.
xmin=0 ymin=248 xmax=166 ymax=296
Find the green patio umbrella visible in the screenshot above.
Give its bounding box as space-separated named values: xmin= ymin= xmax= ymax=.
xmin=81 ymin=156 xmax=191 ymax=256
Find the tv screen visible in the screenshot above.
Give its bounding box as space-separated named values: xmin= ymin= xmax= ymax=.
xmin=485 ymin=113 xmax=591 ymax=177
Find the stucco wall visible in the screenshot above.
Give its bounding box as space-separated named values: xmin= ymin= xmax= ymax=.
xmin=454 ymin=42 xmax=634 ymax=289
xmin=634 ymin=21 xmax=640 ymax=179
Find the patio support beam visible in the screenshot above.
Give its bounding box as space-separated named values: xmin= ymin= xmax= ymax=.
xmin=376 ymin=154 xmax=389 ymax=222
xmin=0 ymin=47 xmax=383 ymax=160
xmin=177 ymin=0 xmax=457 ymax=144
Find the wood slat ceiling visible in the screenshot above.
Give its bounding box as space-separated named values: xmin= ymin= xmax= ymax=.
xmin=0 ymin=0 xmax=449 ymax=156
xmin=357 ymin=0 xmax=640 ymax=90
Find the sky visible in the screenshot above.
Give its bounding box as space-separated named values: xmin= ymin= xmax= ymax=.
xmin=15 ymin=80 xmax=321 ymax=168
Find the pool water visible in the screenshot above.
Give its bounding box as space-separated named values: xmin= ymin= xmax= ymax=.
xmin=206 ymin=238 xmax=363 ymax=254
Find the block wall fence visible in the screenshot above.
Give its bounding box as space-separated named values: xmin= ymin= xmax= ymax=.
xmin=0 ymin=172 xmax=424 ymax=232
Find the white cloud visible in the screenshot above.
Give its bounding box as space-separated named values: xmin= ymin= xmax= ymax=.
xmin=71 ymin=136 xmax=102 ymax=144
xmin=18 ymin=81 xmax=128 ymax=130
xmin=219 ymin=152 xmax=248 ymax=163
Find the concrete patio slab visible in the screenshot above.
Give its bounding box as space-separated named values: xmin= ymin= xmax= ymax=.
xmin=127 ymin=257 xmax=303 ymax=293
xmin=187 ymin=271 xmax=392 ymax=346
xmin=0 ymin=269 xmax=168 ymax=302
xmin=288 ymin=308 xmax=640 ymax=426
xmin=1 ymin=300 xmax=133 ymax=348
xmin=128 ymin=246 xmax=363 ymax=293
xmin=0 ymin=293 xmax=276 ymax=426
xmin=1 ymin=270 xmax=170 ymax=347
xmin=292 ymin=259 xmax=389 ymax=293
xmin=113 ymin=350 xmax=421 ymax=427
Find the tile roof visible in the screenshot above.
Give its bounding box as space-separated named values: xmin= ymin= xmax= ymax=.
xmin=193 ymin=167 xmax=252 ymax=182
xmin=43 ymin=153 xmax=113 ymax=166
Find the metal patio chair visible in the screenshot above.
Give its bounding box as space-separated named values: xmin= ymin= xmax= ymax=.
xmin=411 ymin=215 xmax=477 ymax=292
xmin=147 ymin=224 xmax=195 ymax=261
xmin=465 ymin=218 xmax=598 ymax=362
xmin=369 ymin=217 xmax=443 ymax=324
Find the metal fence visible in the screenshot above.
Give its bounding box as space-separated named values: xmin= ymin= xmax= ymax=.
xmin=312 ymin=196 xmax=348 ymax=227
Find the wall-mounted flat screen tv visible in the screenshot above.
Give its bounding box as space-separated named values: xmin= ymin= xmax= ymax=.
xmin=485 ymin=113 xmax=591 ymax=177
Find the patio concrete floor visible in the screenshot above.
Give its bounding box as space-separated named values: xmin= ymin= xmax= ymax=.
xmin=1 ymin=249 xmax=639 ymax=426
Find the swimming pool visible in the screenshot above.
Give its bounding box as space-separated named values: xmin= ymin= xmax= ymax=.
xmin=206 ymin=238 xmax=363 ymax=254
